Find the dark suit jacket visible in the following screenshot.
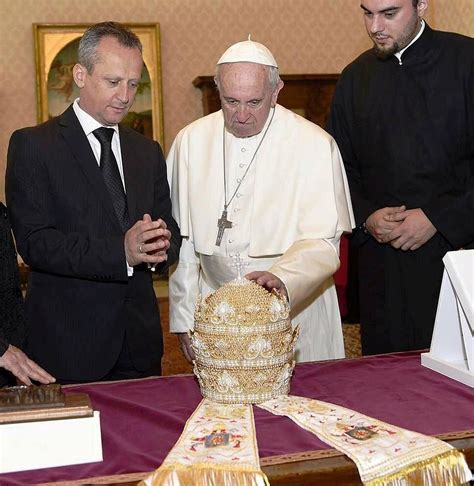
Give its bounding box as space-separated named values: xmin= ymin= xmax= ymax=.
xmin=0 ymin=202 xmax=27 ymax=354
xmin=6 ymin=105 xmax=181 ymax=382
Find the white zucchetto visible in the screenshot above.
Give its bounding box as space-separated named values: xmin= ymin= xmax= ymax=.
xmin=217 ymin=35 xmax=278 ymax=68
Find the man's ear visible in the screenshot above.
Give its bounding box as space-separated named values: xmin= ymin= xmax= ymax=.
xmin=271 ymin=79 xmax=284 ymax=107
xmin=417 ymin=0 xmax=429 ymax=18
xmin=73 ymin=63 xmax=86 ymax=88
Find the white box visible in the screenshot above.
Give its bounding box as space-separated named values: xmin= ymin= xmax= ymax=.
xmin=0 ymin=410 xmax=103 ymax=473
xmin=422 ymin=250 xmax=474 ymax=387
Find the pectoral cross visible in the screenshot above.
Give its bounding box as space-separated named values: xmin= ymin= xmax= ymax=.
xmin=215 ymin=209 xmax=233 ymax=246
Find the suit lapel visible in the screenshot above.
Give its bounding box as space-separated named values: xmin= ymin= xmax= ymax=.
xmin=59 ymin=106 xmax=122 ymax=231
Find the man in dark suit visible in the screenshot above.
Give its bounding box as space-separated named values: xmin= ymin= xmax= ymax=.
xmin=6 ymin=22 xmax=181 ymax=383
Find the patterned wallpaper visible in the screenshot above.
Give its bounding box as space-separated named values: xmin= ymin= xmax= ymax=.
xmin=434 ymin=0 xmax=474 ymax=36
xmin=0 ymin=0 xmax=472 ymax=200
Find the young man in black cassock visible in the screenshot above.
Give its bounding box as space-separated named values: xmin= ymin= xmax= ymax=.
xmin=328 ymin=0 xmax=474 ymax=355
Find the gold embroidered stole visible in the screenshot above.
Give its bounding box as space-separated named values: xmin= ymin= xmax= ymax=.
xmin=142 ymin=399 xmax=268 ymax=486
xmin=142 ymin=395 xmax=471 ymax=486
xmin=258 ymin=395 xmax=471 ymax=486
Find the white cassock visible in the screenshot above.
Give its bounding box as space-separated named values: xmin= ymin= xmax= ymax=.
xmin=167 ymin=105 xmax=354 ymax=362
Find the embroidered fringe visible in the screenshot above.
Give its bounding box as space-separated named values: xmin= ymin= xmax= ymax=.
xmin=140 ymin=464 xmax=269 ymax=486
xmin=365 ymin=449 xmax=472 ymax=486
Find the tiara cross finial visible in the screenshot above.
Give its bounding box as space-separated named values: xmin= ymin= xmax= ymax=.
xmin=230 ymin=253 xmax=249 ymax=280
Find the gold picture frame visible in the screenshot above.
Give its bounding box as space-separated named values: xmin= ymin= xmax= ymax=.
xmin=33 ymin=23 xmax=164 ymax=145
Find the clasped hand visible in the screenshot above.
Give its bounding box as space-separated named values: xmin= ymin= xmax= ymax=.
xmin=366 ymin=206 xmax=436 ymax=251
xmin=125 ymin=214 xmax=171 ymax=267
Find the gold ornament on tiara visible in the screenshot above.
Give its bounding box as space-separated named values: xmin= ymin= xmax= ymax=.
xmin=191 ymin=256 xmax=299 ymax=404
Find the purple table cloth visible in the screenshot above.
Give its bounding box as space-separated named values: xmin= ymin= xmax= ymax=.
xmin=1 ymin=351 xmax=473 ymax=485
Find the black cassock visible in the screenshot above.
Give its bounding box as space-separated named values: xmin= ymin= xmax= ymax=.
xmin=328 ymin=24 xmax=474 ymax=355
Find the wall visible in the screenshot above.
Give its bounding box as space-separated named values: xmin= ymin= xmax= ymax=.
xmin=0 ymin=0 xmax=472 ymax=201
xmin=434 ymin=0 xmax=474 ymax=36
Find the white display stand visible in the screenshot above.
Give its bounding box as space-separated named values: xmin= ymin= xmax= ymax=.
xmin=0 ymin=411 xmax=103 ymax=474
xmin=421 ymin=250 xmax=474 ymax=387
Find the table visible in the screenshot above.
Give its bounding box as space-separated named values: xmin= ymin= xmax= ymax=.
xmin=1 ymin=351 xmax=473 ymax=485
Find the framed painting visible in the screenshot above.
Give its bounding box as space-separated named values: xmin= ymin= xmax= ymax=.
xmin=33 ymin=23 xmax=164 ymax=144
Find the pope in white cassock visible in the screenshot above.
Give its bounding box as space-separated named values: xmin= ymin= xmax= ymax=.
xmin=167 ymin=38 xmax=355 ymax=363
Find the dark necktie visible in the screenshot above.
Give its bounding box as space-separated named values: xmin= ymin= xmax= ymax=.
xmin=93 ymin=127 xmax=130 ymax=232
